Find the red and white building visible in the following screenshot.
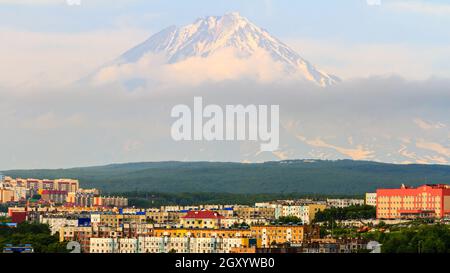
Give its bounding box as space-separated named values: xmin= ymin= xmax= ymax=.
xmin=181 ymin=210 xmax=225 ymax=229
xmin=377 ymin=184 xmax=450 ymax=219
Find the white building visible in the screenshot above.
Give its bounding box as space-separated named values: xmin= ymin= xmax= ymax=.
xmin=281 ymin=205 xmax=302 ymax=218
xmin=118 ymin=238 xmax=138 ymax=253
xmin=326 ymin=198 xmax=364 ymax=208
xmin=90 ymin=238 xmax=118 ymax=253
xmin=40 ymin=215 xmax=78 ymax=235
xmin=221 ymin=217 xmax=269 ymax=228
xmin=90 ymin=236 xmax=249 ymax=254
xmin=365 ymin=193 xmax=377 ymax=207
xmin=90 ymin=213 xmax=101 ymax=226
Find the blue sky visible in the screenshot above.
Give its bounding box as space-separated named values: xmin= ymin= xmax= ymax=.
xmin=2 ymin=0 xmax=450 ymax=44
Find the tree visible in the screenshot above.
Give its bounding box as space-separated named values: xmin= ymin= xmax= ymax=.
xmin=277 ymin=216 xmax=302 ymax=224
xmin=379 ymin=224 xmax=450 ymax=253
xmin=0 ymin=222 xmax=68 ymax=253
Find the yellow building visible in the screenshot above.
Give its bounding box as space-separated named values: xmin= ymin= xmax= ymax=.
xmin=251 ymin=225 xmax=319 ymax=247
xmin=180 ymin=210 xmax=224 ymax=229
xmin=234 ymin=207 xmax=276 ymax=219
xmin=146 ymin=211 xmax=183 ymax=224
xmin=152 ymin=228 xmax=252 ymax=239
xmin=100 ymin=213 xmax=147 ymax=228
xmin=301 ymin=204 xmax=327 ymax=224
xmin=0 ymin=188 xmax=14 ymax=203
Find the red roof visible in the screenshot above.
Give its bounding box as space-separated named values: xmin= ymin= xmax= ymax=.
xmin=41 ymin=190 xmax=67 ymax=195
xmin=182 ymin=210 xmax=225 ymax=219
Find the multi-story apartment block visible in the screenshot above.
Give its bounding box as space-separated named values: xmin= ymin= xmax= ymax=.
xmin=3 ymin=177 xmax=79 ymax=193
xmin=89 ymin=238 xmax=118 ymax=253
xmin=99 ymin=213 xmax=146 ymax=228
xmin=365 ymin=193 xmax=377 ymax=207
xmin=40 ymin=190 xmax=68 ymax=204
xmin=326 ymin=198 xmax=364 ymax=208
xmin=251 ymin=225 xmax=319 ymax=248
xmin=281 ymin=205 xmax=303 ymax=218
xmin=377 ymin=184 xmax=450 ymax=219
xmin=101 ymin=196 xmax=128 ymax=208
xmin=90 ymin=236 xmax=258 ymax=254
xmin=299 ymin=204 xmax=327 ymax=224
xmin=59 ymin=226 xmax=94 ymax=253
xmin=221 ymin=217 xmax=269 ymax=228
xmin=180 ymin=210 xmax=224 ymax=229
xmin=234 ymin=207 xmax=276 ymax=220
xmin=152 ymin=228 xmax=252 ymax=239
xmin=40 ymin=215 xmax=79 ymax=235
xmin=146 ymin=211 xmax=182 ymax=224
xmin=0 ymin=185 xmax=28 ymax=203
xmin=0 ymin=188 xmax=15 ymax=203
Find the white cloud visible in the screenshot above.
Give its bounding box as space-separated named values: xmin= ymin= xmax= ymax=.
xmin=413 ymin=118 xmax=446 ymax=130
xmin=0 ymin=27 xmax=149 ymax=88
xmin=387 ymin=0 xmax=450 ymax=16
xmin=287 ymin=38 xmax=450 ymax=80
xmin=296 ymin=135 xmax=375 ymax=160
xmin=416 ymin=139 xmax=450 ymax=158
xmin=93 ymin=48 xmax=296 ymax=87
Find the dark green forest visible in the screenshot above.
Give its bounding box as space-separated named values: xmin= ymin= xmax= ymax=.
xmin=3 ymin=160 xmax=450 ymax=194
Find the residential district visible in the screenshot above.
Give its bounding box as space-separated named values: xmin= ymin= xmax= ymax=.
xmin=2 ymin=174 xmax=450 ymax=253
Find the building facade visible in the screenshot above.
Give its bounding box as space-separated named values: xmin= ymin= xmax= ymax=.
xmin=377 ymin=184 xmax=450 ymax=219
xmin=181 ymin=210 xmax=224 ymax=229
xmin=326 ymin=199 xmax=365 ymax=208
xmin=365 ymin=193 xmax=377 ymax=207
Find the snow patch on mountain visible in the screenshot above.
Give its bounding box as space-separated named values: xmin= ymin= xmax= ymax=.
xmin=92 ymin=12 xmax=339 ymax=87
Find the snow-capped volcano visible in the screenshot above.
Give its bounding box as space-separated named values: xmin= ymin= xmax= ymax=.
xmin=105 ymin=12 xmax=339 ymax=87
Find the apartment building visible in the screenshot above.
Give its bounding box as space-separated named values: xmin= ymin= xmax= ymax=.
xmin=221 ymin=217 xmax=269 ymax=228
xmin=365 ymin=193 xmax=377 ymax=207
xmin=377 ymin=184 xmax=450 ymax=219
xmin=40 ymin=190 xmax=68 ymax=204
xmin=146 ymin=211 xmax=182 ymax=224
xmin=59 ymin=226 xmax=94 ymax=253
xmin=99 ymin=213 xmax=147 ymax=228
xmin=326 ymin=198 xmax=364 ymax=208
xmin=152 ymin=228 xmax=252 ymax=239
xmin=0 ymin=188 xmax=15 ymax=203
xmin=40 ymin=215 xmax=78 ymax=235
xmin=299 ymin=204 xmax=327 ymax=224
xmin=234 ymin=207 xmax=276 ymax=220
xmin=90 ymin=236 xmax=258 ymax=254
xmin=3 ymin=177 xmax=79 ymax=192
xmin=251 ymin=225 xmax=306 ymax=248
xmin=101 ymin=196 xmax=128 ymax=208
xmin=180 ymin=210 xmax=224 ymax=229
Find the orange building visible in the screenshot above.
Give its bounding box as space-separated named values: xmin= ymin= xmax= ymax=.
xmin=251 ymin=225 xmax=318 ymax=248
xmin=152 ymin=228 xmax=252 ymax=239
xmin=377 ymin=184 xmax=450 ymax=219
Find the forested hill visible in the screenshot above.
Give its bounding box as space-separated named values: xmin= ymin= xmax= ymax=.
xmin=3 ymin=160 xmax=450 ymax=195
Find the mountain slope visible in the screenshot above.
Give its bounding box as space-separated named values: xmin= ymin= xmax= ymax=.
xmin=3 ymin=160 xmax=450 ymax=195
xmin=95 ymin=12 xmax=339 ymax=87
